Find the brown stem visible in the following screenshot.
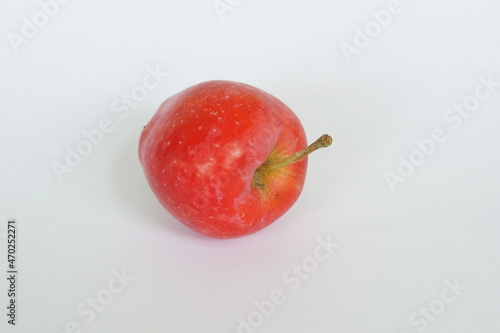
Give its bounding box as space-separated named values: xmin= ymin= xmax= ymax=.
xmin=257 ymin=134 xmax=332 ymax=172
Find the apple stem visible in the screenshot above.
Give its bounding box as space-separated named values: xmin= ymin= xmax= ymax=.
xmin=257 ymin=134 xmax=333 ymax=172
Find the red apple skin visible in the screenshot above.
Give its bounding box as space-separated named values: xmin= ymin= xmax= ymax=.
xmin=139 ymin=80 xmax=307 ymax=239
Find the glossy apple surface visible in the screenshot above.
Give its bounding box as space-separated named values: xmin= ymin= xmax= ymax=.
xmin=139 ymin=80 xmax=308 ymax=238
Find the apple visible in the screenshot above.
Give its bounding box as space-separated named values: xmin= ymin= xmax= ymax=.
xmin=139 ymin=80 xmax=331 ymax=239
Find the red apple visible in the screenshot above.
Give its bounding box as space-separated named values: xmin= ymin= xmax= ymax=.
xmin=139 ymin=80 xmax=331 ymax=239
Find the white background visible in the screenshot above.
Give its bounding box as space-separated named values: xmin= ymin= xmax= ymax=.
xmin=1 ymin=0 xmax=500 ymax=332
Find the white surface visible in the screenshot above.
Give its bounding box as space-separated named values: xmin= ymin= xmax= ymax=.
xmin=1 ymin=0 xmax=500 ymax=332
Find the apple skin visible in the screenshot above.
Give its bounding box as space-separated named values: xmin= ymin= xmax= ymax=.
xmin=139 ymin=80 xmax=307 ymax=239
